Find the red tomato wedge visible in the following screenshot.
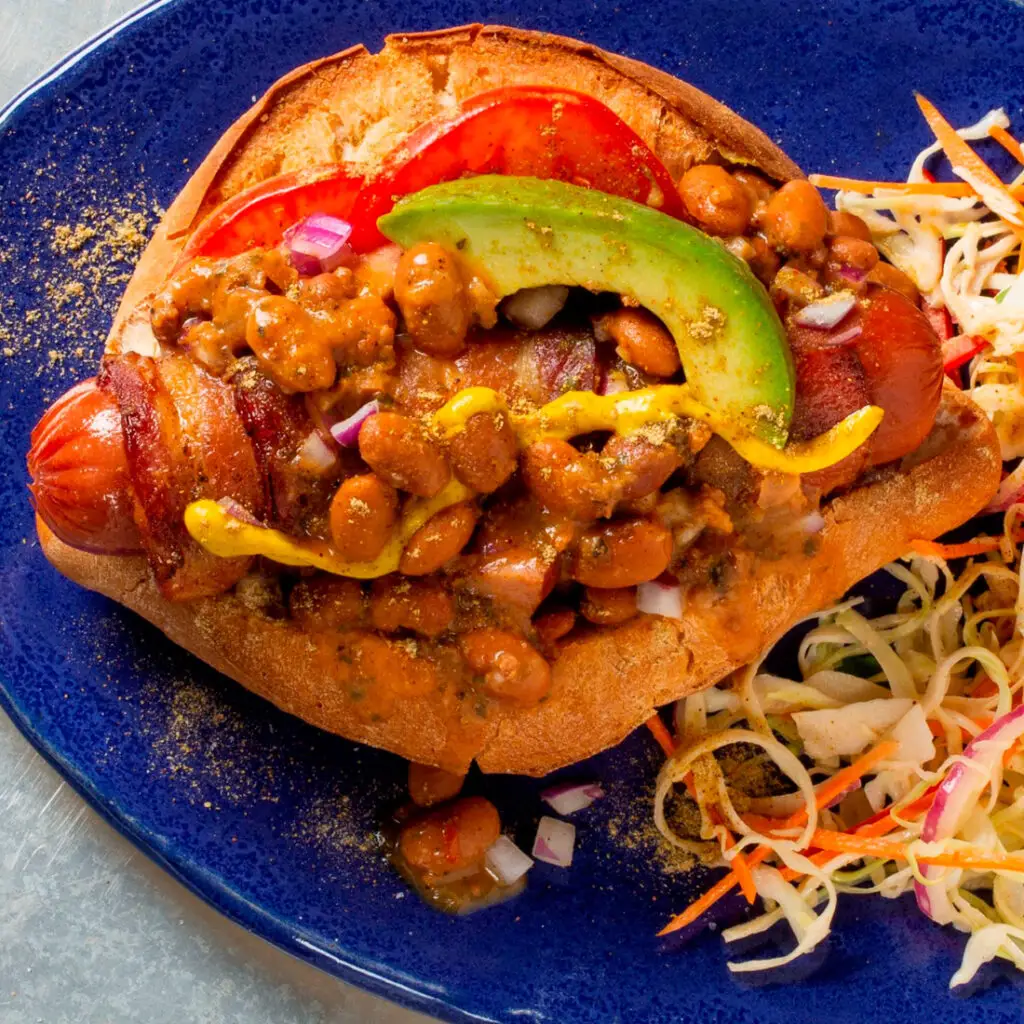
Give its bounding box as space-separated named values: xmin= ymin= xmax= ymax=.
xmin=177 ymin=164 xmax=363 ymax=266
xmin=349 ymin=86 xmax=684 ymax=251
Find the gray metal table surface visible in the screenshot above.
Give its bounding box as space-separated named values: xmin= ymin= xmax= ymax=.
xmin=0 ymin=3 xmax=429 ymax=1021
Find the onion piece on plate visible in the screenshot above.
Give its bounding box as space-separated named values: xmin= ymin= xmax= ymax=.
xmin=330 ymin=400 xmax=379 ymax=447
xmin=485 ymin=836 xmax=534 ymax=886
xmin=541 ymin=781 xmax=605 ymax=816
xmin=532 ymin=816 xmax=576 ymax=867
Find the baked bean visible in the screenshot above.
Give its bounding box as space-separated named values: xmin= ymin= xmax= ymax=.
xmin=400 ymin=502 xmax=479 ymax=575
xmin=733 ymin=169 xmax=775 ymax=216
xmin=399 ymin=796 xmax=501 ymax=877
xmin=522 ymin=438 xmax=618 ymax=519
xmin=150 ymin=259 xmax=219 ymax=342
xmin=369 ymin=577 xmax=454 ymax=637
xmin=353 ymin=244 xmax=402 ymax=301
xmin=827 ymin=210 xmax=872 ymax=242
xmin=581 ymin=586 xmax=639 ymax=625
xmin=297 ymin=271 xmax=357 ymax=308
xmin=329 ymin=474 xmax=398 ymax=561
xmin=572 ymin=518 xmax=673 ymax=588
xmin=246 ymin=295 xmax=336 ymax=392
xmin=395 ymin=242 xmax=471 ymax=357
xmin=747 ymin=234 xmax=780 ymax=285
xmin=346 ymin=632 xmax=439 ymax=712
xmin=322 ymin=294 xmax=397 ymax=367
xmin=533 ymin=608 xmax=577 ymax=646
xmin=359 ymin=412 xmax=451 ymax=497
xmin=289 ymin=576 xmax=365 ymax=630
xmin=448 ymin=411 xmax=518 ymax=493
xmin=761 ymin=180 xmax=829 ymax=253
xmin=460 ymin=629 xmax=552 ymax=705
xmin=408 ymin=762 xmax=465 ymax=808
xmin=866 ymin=261 xmax=920 ymax=305
xmin=602 ymin=435 xmax=682 ymax=501
xmin=462 ymin=547 xmax=557 ymax=616
xmin=594 ymin=308 xmax=681 ymax=378
xmin=828 ymin=235 xmax=879 ymax=272
xmin=678 ymin=165 xmax=752 ymax=236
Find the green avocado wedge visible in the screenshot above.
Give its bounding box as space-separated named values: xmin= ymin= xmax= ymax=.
xmin=378 ymin=176 xmax=794 ymax=447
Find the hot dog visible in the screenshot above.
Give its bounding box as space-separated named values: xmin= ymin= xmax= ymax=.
xmin=27 ymin=26 xmax=1000 ymax=776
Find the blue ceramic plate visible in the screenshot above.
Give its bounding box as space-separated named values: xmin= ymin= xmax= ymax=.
xmin=2 ymin=1 xmax=1024 ymax=1020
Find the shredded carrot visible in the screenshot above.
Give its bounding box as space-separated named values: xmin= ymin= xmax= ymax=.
xmin=808 ymin=174 xmax=978 ymax=197
xmin=657 ymin=741 xmax=898 ymax=936
xmin=1015 ymin=351 xmax=1024 ymax=394
xmin=972 ymin=674 xmax=999 ymax=699
xmin=991 ymin=124 xmax=1024 ymax=166
xmin=916 ymin=94 xmax=1024 ymax=228
xmin=784 ymin=741 xmax=899 ymax=829
xmin=657 ymin=871 xmax=745 ymax=936
xmin=910 ymin=537 xmax=1002 ymax=559
xmin=723 ymin=830 xmax=758 ymax=905
xmin=645 ymin=714 xmax=676 ymax=758
xmin=806 ymin=827 xmax=1024 ymax=874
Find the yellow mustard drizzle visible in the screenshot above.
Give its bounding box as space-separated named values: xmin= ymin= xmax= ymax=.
xmin=184 ymin=479 xmax=473 ymax=579
xmin=433 ymin=385 xmax=883 ymax=475
xmin=184 ymin=385 xmax=882 ymax=579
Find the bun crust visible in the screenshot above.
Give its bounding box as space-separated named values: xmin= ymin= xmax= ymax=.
xmin=40 ymin=382 xmax=1000 ymax=775
xmin=43 ymin=27 xmax=1001 ymax=775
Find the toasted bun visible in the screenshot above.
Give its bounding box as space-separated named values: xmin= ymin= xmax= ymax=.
xmin=41 ymin=27 xmax=1002 ymax=775
xmin=39 ymin=384 xmax=1000 ymax=775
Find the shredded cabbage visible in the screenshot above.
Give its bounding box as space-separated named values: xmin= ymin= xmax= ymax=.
xmin=656 ymin=514 xmax=1024 ymax=988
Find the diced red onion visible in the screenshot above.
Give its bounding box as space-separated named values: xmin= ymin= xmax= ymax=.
xmin=984 ymin=460 xmax=1024 ymax=513
xmin=541 ymin=781 xmax=605 ymax=816
xmin=296 ymin=430 xmax=338 ymax=473
xmin=216 ymin=497 xmax=261 ymax=526
xmin=837 ymin=265 xmax=867 ymax=284
xmin=636 ymin=580 xmax=683 ymax=620
xmin=532 ymin=816 xmax=576 ymax=867
xmin=284 ymin=214 xmax=353 ymax=275
xmin=794 ymin=295 xmax=856 ymax=329
xmin=823 ymin=323 xmax=863 ymax=348
xmin=504 ymin=285 xmax=570 ymax=330
xmin=330 ymin=400 xmax=379 ymax=447
xmin=554 ymin=336 xmax=597 ymax=394
xmin=915 ymin=704 xmax=1024 ymax=923
xmin=484 ymin=836 xmax=534 ymax=886
xmin=598 ymin=368 xmax=629 ymax=396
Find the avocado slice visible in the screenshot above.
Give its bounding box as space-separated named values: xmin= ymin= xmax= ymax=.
xmin=379 ymin=176 xmax=794 ymax=446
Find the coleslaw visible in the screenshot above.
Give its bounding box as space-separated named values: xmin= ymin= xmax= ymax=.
xmin=656 ymin=98 xmax=1024 ymax=988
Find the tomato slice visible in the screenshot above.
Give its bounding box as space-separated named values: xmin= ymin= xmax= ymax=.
xmin=177 ymin=164 xmax=363 ymax=266
xmin=177 ymin=88 xmax=681 ymax=264
xmin=348 ymin=86 xmax=685 ymax=251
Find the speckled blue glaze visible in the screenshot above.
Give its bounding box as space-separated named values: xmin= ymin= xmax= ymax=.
xmin=2 ymin=1 xmax=1024 ymax=1020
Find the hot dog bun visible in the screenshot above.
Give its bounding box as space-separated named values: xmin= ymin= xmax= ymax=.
xmin=39 ymin=27 xmax=1002 ymax=775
